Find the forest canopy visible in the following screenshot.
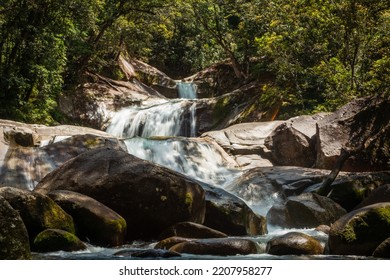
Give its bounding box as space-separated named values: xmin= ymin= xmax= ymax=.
xmin=0 ymin=0 xmax=389 ymax=124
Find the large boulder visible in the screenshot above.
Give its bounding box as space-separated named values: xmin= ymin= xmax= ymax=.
xmin=169 ymin=238 xmax=260 ymax=256
xmin=48 ymin=190 xmax=127 ymax=247
xmin=316 ymin=95 xmax=390 ymax=171
xmin=33 ymin=229 xmax=87 ymax=253
xmin=264 ymin=114 xmax=327 ymax=167
xmin=373 ymin=237 xmax=390 ymax=258
xmin=0 ymin=120 xmax=125 ymax=190
xmin=328 ymin=203 xmax=390 ymax=256
xmin=35 ymin=148 xmax=206 ymax=241
xmin=203 ymin=185 xmax=267 ymax=236
xmin=0 ymin=187 xmax=75 ymax=242
xmin=202 ymin=121 xmax=283 ymax=169
xmin=266 ymin=232 xmax=324 ymax=255
xmin=354 ymin=184 xmax=390 ymax=210
xmin=267 ymin=193 xmax=347 ymax=228
xmin=0 ymin=196 xmax=31 ymax=259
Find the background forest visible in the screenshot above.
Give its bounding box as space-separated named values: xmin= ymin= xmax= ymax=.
xmin=0 ymin=0 xmax=389 ymax=124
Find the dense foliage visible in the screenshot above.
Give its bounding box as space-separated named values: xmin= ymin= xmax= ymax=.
xmin=0 ymin=0 xmax=388 ymax=123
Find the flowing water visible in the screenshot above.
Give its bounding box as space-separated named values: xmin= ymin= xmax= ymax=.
xmin=177 ymin=82 xmax=198 ymax=99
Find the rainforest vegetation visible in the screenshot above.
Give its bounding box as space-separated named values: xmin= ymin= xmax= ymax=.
xmin=0 ymin=0 xmax=389 ymax=124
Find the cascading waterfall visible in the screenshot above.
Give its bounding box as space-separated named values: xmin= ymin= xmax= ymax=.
xmin=106 ymin=100 xmax=197 ymax=138
xmin=124 ymin=137 xmax=241 ymax=187
xmin=177 ymin=82 xmax=198 ymax=99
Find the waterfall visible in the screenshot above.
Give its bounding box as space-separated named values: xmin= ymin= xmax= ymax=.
xmin=177 ymin=82 xmax=198 ymax=99
xmin=106 ymin=100 xmax=197 ymax=138
xmin=124 ymin=137 xmax=241 ymax=187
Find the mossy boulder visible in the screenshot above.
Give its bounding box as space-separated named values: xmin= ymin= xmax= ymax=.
xmin=329 ymin=203 xmax=390 ymax=256
xmin=170 ymin=238 xmax=260 ymax=256
xmin=35 ymin=148 xmax=205 ymax=241
xmin=0 ymin=187 xmax=75 ymax=242
xmin=33 ymin=229 xmax=87 ymax=252
xmin=355 ymin=184 xmax=390 ymax=210
xmin=266 ymin=232 xmax=324 ymax=255
xmin=158 ymin=222 xmax=227 ymax=241
xmin=48 ymin=190 xmax=127 ymax=247
xmin=155 ymin=237 xmax=194 ymax=250
xmin=0 ymin=196 xmax=31 ymax=259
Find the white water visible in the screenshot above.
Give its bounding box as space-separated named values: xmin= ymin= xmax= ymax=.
xmin=177 ymin=82 xmax=198 ymax=99
xmin=124 ymin=137 xmax=241 ymax=188
xmin=106 ymin=100 xmax=197 ymax=138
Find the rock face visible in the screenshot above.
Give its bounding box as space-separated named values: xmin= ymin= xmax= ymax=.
xmin=0 ymin=120 xmax=125 ymax=190
xmin=48 ymin=190 xmax=127 ymax=247
xmin=328 ymin=203 xmax=390 ymax=256
xmin=0 ymin=187 xmax=75 ymax=242
xmin=158 ymin=222 xmax=227 ymax=240
xmin=0 ymin=196 xmax=31 ymax=259
xmin=169 ymin=238 xmax=260 ymax=256
xmin=35 ymin=148 xmax=206 ymax=241
xmin=266 ymin=232 xmax=324 ymax=255
xmin=33 ymin=229 xmax=87 ymax=253
xmin=267 ymin=193 xmax=347 ymax=228
xmin=316 ymin=95 xmax=390 ymax=171
xmin=203 ymin=185 xmax=267 ymax=236
xmin=264 ymin=114 xmax=327 ymax=167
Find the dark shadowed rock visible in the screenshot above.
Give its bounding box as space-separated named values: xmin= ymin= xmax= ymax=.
xmin=0 ymin=187 xmax=75 ymax=242
xmin=329 ymin=203 xmax=390 ymax=256
xmin=114 ymin=249 xmax=181 ymax=259
xmin=315 ymin=96 xmax=390 ymax=171
xmin=266 ymin=232 xmax=324 ymax=255
xmin=158 ymin=222 xmax=227 ymax=241
xmin=33 ymin=229 xmax=87 ymax=253
xmin=35 ymin=148 xmax=205 ymax=241
xmin=354 ymin=184 xmax=390 ymax=210
xmin=267 ymin=193 xmax=346 ymax=228
xmin=170 ymin=238 xmax=260 ymax=256
xmin=373 ymin=237 xmax=390 ymax=258
xmin=48 ymin=190 xmax=127 ymax=247
xmin=203 ymin=185 xmax=267 ymax=236
xmin=0 ymin=196 xmax=31 ymax=259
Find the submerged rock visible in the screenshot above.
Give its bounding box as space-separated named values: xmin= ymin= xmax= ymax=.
xmin=48 ymin=190 xmax=127 ymax=247
xmin=0 ymin=187 xmax=75 ymax=242
xmin=158 ymin=222 xmax=227 ymax=240
xmin=115 ymin=249 xmax=181 ymax=259
xmin=328 ymin=202 xmax=390 ymax=256
xmin=170 ymin=238 xmax=260 ymax=256
xmin=33 ymin=229 xmax=87 ymax=253
xmin=266 ymin=232 xmax=324 ymax=255
xmin=35 ymin=148 xmax=206 ymax=241
xmin=0 ymin=196 xmax=31 ymax=259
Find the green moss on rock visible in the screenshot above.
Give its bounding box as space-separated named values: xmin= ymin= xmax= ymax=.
xmin=33 ymin=229 xmax=87 ymax=252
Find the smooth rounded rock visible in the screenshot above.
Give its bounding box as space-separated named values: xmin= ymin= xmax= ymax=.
xmin=33 ymin=229 xmax=87 ymax=252
xmin=266 ymin=232 xmax=324 ymax=255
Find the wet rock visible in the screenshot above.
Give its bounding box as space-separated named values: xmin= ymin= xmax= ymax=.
xmin=48 ymin=190 xmax=127 ymax=247
xmin=266 ymin=232 xmax=324 ymax=255
xmin=158 ymin=222 xmax=227 ymax=240
xmin=170 ymin=238 xmax=260 ymax=256
xmin=224 ymin=168 xmax=285 ymax=217
xmin=35 ymin=148 xmax=206 ymax=241
xmin=155 ymin=237 xmax=194 ymax=250
xmin=267 ymin=193 xmax=346 ymax=228
xmin=0 ymin=196 xmax=31 ymax=259
xmin=315 ymin=96 xmax=390 ymax=171
xmin=373 ymin=237 xmax=390 ymax=258
xmin=329 ymin=203 xmax=390 ymax=256
xmin=264 ymin=114 xmax=327 ymax=167
xmin=33 ymin=229 xmax=87 ymax=253
xmin=115 ymin=249 xmax=181 ymax=259
xmin=0 ymin=187 xmax=75 ymax=242
xmin=315 ymin=225 xmax=331 ymax=235
xmin=203 ymin=185 xmax=267 ymax=236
